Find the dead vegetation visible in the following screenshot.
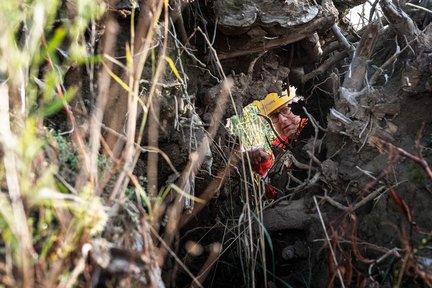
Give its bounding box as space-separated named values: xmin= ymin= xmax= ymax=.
xmin=0 ymin=0 xmax=432 ymax=287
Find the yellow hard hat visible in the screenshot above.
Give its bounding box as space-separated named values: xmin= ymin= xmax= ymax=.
xmin=256 ymin=86 xmax=296 ymax=116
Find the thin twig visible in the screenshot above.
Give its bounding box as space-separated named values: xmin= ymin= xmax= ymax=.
xmin=369 ymin=35 xmax=417 ymax=85
xmin=405 ymin=3 xmax=432 ymax=15
xmin=191 ymin=243 xmax=223 ymax=288
xmin=368 ymin=0 xmax=380 ymax=23
xmin=168 ymin=26 xmax=207 ymax=67
xmin=313 ymin=196 xmax=346 ymax=288
xmin=303 ymin=107 xmax=320 ymax=179
xmin=356 ymin=165 xmax=377 ymax=180
xmin=288 ymin=172 xmax=321 ymax=193
xmin=150 ymin=226 xmax=203 ymax=288
xmin=257 ymin=113 xmax=291 ymax=148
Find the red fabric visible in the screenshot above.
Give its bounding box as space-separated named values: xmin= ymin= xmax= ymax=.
xmin=253 ymin=117 xmax=309 ymax=199
xmin=264 ymin=183 xmax=277 ymax=199
xmin=252 ymin=137 xmax=289 ymax=177
xmin=271 ymin=135 xmax=290 ymax=148
xmin=253 ymin=153 xmax=273 ymax=176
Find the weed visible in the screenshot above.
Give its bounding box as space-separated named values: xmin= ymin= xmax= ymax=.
xmin=230 ymin=102 xmax=274 ymax=151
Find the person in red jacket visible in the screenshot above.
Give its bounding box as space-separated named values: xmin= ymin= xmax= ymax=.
xmin=246 ymin=87 xmax=308 ymax=198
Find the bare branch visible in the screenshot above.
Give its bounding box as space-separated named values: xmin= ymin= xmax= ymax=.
xmin=379 ymin=0 xmax=420 ymax=39
xmin=331 ymin=24 xmax=355 ymax=52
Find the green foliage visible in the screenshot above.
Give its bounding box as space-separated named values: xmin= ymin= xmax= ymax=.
xmin=230 ymin=102 xmax=274 ymax=150
xmin=53 ymin=131 xmax=79 ymax=171
xmin=125 ymin=176 xmax=148 ymax=207
xmin=53 ymin=130 xmax=111 ymax=176
xmin=0 ymin=0 xmax=108 ymax=285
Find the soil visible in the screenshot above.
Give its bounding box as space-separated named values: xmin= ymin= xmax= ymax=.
xmin=176 ymin=1 xmax=432 ymax=287
xmin=58 ymin=0 xmax=432 ymax=287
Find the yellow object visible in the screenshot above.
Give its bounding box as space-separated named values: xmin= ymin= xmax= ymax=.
xmin=256 ymin=86 xmax=296 ymax=116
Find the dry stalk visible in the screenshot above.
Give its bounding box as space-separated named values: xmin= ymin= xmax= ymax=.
xmin=313 ymin=196 xmax=346 ymax=288
xmin=89 ymin=16 xmax=118 ymax=188
xmin=191 ymin=243 xmax=223 ymax=288
xmin=0 ymin=82 xmax=35 ymax=288
xmin=154 ymin=78 xmax=233 ymax=268
xmin=142 ymin=2 xmax=170 ymax=201
xmin=100 ymin=123 xmax=179 ymax=176
xmin=150 ymin=226 xmax=203 ymax=288
xmin=42 ymin=35 xmax=92 ymax=187
xmin=179 ymin=152 xmax=239 ymax=229
xmin=108 ymin=0 xmax=167 ymax=203
xmin=60 ymin=243 xmax=92 ymax=288
xmin=147 ymin=90 xmax=161 ymax=199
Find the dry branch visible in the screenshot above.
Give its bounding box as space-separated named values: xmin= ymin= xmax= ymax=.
xmin=320 ymin=186 xmax=386 ymax=212
xmin=218 ymin=14 xmax=336 ymax=60
xmin=380 ymin=0 xmax=420 ymax=39
xmin=342 ymin=23 xmax=380 ymax=92
xmin=302 ymin=50 xmax=349 ymax=84
xmin=331 ymin=24 xmax=355 ymax=52
xmin=89 ymin=17 xmax=118 ymax=186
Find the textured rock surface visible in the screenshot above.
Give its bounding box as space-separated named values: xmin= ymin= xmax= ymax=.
xmin=214 ymin=0 xmax=319 ymax=34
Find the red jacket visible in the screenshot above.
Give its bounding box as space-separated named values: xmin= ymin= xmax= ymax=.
xmin=253 ymin=136 xmax=289 ymax=199
xmin=253 ymin=118 xmax=309 ymax=198
xmin=252 ymin=135 xmax=289 ymax=176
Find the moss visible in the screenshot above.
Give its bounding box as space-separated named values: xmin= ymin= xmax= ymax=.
xmin=407 ymin=162 xmax=427 ymax=185
xmin=222 ymin=0 xmax=244 ymax=11
xmin=53 ymin=132 xmax=79 ymax=172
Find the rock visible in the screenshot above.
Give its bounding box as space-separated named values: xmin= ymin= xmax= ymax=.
xmin=281 ymin=240 xmax=308 ymax=260
xmin=322 ymin=159 xmax=339 ymax=183
xmin=214 ymin=0 xmax=319 ymax=35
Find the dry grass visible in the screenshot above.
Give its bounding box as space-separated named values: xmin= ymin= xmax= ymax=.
xmin=0 ymin=0 xmax=272 ymax=286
